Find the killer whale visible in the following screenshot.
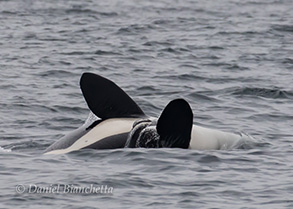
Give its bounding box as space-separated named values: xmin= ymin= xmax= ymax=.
xmin=125 ymin=99 xmax=250 ymax=150
xmin=45 ymin=73 xmax=145 ymax=154
xmin=45 ymin=72 xmax=253 ymax=154
xmin=126 ymin=118 xmax=250 ymax=150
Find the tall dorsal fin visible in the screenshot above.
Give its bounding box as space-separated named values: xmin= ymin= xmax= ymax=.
xmin=80 ymin=73 xmax=145 ymax=119
xmin=157 ymin=99 xmax=193 ymax=149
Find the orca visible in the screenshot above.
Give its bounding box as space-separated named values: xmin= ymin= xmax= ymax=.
xmin=125 ymin=99 xmax=251 ymax=150
xmin=45 ymin=72 xmax=253 ymax=154
xmin=44 ymin=73 xmax=146 ymax=154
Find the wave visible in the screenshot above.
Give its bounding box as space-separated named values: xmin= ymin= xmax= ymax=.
xmin=116 ymin=24 xmax=156 ymax=35
xmin=271 ymin=24 xmax=293 ymax=33
xmin=0 ymin=146 xmax=11 ymax=153
xmin=231 ymin=87 xmax=293 ymax=99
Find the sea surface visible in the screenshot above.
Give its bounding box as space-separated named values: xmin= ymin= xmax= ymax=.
xmin=0 ymin=0 xmax=292 ymax=208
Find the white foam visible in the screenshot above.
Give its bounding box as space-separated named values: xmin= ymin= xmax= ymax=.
xmin=0 ymin=146 xmax=12 ymax=153
xmin=84 ymin=111 xmax=100 ymax=127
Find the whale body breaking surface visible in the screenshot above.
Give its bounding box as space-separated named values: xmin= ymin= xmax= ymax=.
xmin=45 ymin=72 xmax=254 ymax=155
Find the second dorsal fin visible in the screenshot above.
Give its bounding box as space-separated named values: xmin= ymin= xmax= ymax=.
xmin=157 ymin=99 xmax=193 ymax=149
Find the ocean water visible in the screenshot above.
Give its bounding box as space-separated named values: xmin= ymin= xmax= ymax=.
xmin=0 ymin=0 xmax=292 ymax=208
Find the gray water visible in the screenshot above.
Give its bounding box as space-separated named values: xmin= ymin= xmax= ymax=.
xmin=0 ymin=0 xmax=293 ymax=208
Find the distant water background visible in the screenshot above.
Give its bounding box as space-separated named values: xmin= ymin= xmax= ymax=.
xmin=0 ymin=0 xmax=292 ymax=208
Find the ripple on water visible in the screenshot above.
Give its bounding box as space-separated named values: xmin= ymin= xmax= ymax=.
xmin=271 ymin=24 xmax=293 ymax=33
xmin=231 ymin=87 xmax=293 ymax=99
xmin=37 ymin=70 xmax=78 ymax=78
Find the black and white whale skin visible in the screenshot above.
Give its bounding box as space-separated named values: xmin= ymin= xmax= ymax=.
xmin=45 ymin=73 xmax=146 ymax=154
xmin=125 ymin=98 xmax=251 ymax=150
xmin=45 ymin=72 xmax=253 ymax=154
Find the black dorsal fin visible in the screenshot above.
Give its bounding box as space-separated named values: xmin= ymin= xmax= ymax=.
xmin=80 ymin=73 xmax=145 ymax=119
xmin=157 ymin=99 xmax=193 ymax=149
